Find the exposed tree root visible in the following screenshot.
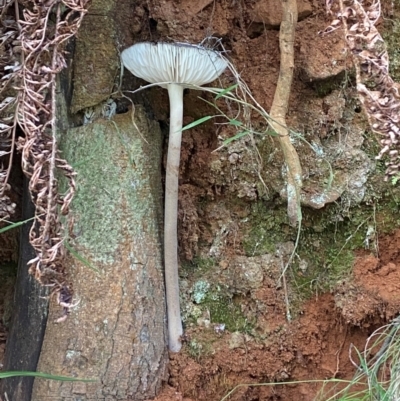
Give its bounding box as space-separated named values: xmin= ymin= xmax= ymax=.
xmin=269 ymin=0 xmax=302 ymax=227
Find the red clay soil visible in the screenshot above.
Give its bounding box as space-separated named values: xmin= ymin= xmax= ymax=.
xmin=150 ymin=230 xmax=400 ymax=401
xmin=335 ymin=230 xmax=400 ymax=327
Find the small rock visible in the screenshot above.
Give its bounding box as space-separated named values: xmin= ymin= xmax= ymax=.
xmin=229 ymin=153 xmax=240 ymax=164
xmin=299 ymin=259 xmax=308 ymax=273
xmin=191 ymin=280 xmax=210 ymax=304
xmin=197 ymin=317 xmax=211 ymax=328
xmin=250 ymin=0 xmax=312 ymax=27
xmin=180 ymin=0 xmax=214 ymax=16
xmin=276 ymin=241 xmax=295 ymax=257
xmin=229 ymin=331 xmax=245 ymax=349
xmin=214 ymin=323 xmax=226 ymax=334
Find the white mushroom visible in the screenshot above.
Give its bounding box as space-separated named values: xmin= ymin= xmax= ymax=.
xmin=122 ymin=42 xmax=227 ymax=352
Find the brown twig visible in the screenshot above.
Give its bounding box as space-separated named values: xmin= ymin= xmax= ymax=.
xmin=269 ymin=0 xmax=302 ymax=227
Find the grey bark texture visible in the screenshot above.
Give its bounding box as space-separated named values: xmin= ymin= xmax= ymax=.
xmin=31 ymin=111 xmax=168 ymax=401
xmin=70 ymin=0 xmax=119 ymax=113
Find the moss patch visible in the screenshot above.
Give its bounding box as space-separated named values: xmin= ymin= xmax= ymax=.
xmin=243 ymin=202 xmax=289 ymax=256
xmin=205 ymin=295 xmax=252 ymax=333
xmin=181 ymin=258 xmax=253 ymax=333
xmin=242 ymin=192 xmax=400 ymax=302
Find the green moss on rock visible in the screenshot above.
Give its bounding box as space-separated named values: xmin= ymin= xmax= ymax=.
xmin=181 ymin=258 xmax=253 ymax=333
xmin=242 ymin=193 xmax=400 ymax=301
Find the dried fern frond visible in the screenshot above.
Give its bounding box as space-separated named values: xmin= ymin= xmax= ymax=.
xmin=1 ymin=0 xmax=89 ymax=318
xmin=0 ymin=1 xmax=19 ymax=220
xmin=17 ymin=0 xmax=89 ymax=309
xmin=320 ymin=0 xmax=400 ymax=181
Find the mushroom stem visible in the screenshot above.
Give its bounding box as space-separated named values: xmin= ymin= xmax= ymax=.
xmin=164 ymin=83 xmax=184 ymax=352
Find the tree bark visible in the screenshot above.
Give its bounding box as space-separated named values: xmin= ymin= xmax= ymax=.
xmin=31 ymin=111 xmax=168 ymax=400
xmin=0 ymin=178 xmax=49 ymax=401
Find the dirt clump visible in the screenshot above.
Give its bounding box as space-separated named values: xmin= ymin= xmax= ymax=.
xmin=151 ymin=294 xmax=367 ymax=401
xmin=335 ymin=230 xmax=400 ymax=326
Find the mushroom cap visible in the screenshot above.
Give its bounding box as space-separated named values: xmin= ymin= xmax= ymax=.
xmin=121 ymin=42 xmax=228 ymax=87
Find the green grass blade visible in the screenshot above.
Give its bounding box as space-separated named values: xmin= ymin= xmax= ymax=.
xmin=182 ymin=115 xmax=214 ymax=131
xmin=65 ymin=241 xmax=101 ymax=275
xmin=215 ymin=84 xmax=238 ymax=100
xmin=0 ymin=371 xmax=96 ymax=382
xmin=0 ymin=217 xmax=35 ymax=234
xmin=265 ymin=127 xmax=280 ymax=137
xmin=222 ymin=131 xmax=249 ymax=146
xmin=228 ymin=119 xmax=243 ymax=127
